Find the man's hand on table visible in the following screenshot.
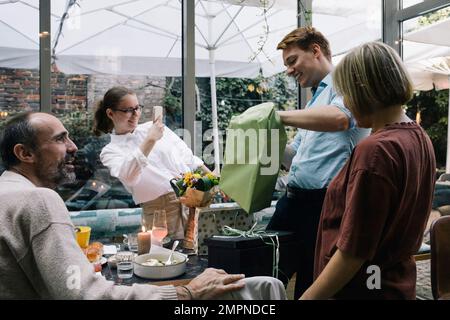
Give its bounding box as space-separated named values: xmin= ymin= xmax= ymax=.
xmin=176 ymin=268 xmax=245 ymax=300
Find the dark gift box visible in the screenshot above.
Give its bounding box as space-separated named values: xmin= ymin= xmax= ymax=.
xmin=204 ymin=231 xmax=296 ymax=277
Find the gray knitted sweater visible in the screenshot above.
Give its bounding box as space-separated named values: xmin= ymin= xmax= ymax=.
xmin=0 ymin=171 xmax=177 ymax=300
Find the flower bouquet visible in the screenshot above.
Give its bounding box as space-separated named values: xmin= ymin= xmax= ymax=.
xmin=170 ymin=170 xmax=219 ymax=251
xmin=170 ymin=170 xmax=220 ymax=208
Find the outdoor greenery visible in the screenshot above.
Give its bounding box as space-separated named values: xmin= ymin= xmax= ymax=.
xmin=160 ymin=73 xmax=297 ymax=170
xmin=197 ymin=74 xmax=296 ymax=131
xmin=162 ymin=73 xmax=297 ymax=135
xmin=162 ymin=77 xmax=183 ymax=129
xmin=57 ymin=110 xmax=93 ymax=146
xmin=0 ymin=107 xmax=25 ymax=132
xmin=163 ymin=73 xmax=297 ymax=130
xmin=406 ymin=90 xmax=449 ymax=168
xmin=418 ymin=7 xmax=450 ymax=26
xmin=406 ymin=6 xmax=450 ymax=169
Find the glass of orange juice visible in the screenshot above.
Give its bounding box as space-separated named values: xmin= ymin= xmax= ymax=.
xmin=75 ymin=226 xmax=91 ymax=248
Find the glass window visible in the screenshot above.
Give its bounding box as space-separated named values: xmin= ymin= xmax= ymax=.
xmin=402 ymin=6 xmax=450 ymax=170
xmin=403 ymin=6 xmax=450 ymax=74
xmin=312 ymin=0 xmax=382 ymax=59
xmin=402 ymin=0 xmax=425 ymax=9
xmin=0 ymin=0 xmax=40 ymax=152
xmin=48 ymin=0 xmax=182 ymax=211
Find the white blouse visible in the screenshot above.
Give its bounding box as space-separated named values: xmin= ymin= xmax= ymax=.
xmin=100 ymin=121 xmax=204 ymax=204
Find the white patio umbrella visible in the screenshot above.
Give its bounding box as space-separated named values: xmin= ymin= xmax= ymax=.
xmin=0 ymin=0 xmax=297 ymax=173
xmin=404 ymin=18 xmax=450 ymax=173
xmin=406 ymin=56 xmax=450 ymax=91
xmin=404 ymin=17 xmax=450 ymax=47
xmin=0 ymin=0 xmax=382 ymax=172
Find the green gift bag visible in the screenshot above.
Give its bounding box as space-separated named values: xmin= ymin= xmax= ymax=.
xmin=219 ymin=102 xmax=287 ymax=214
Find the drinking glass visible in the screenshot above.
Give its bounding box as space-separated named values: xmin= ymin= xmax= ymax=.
xmin=116 ymin=251 xmax=134 ymax=279
xmin=75 ymin=226 xmax=91 ymax=249
xmin=123 ymin=233 xmax=138 ymax=252
xmin=152 ymin=210 xmax=168 ymax=246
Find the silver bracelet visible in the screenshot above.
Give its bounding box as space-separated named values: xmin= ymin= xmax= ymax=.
xmin=180 ymin=285 xmax=194 ymax=300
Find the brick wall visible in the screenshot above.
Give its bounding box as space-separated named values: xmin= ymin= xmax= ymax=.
xmin=52 ymin=72 xmax=89 ymax=112
xmin=87 ymin=74 xmax=166 ymax=122
xmin=0 ymin=68 xmax=40 ymax=111
xmin=0 ymin=67 xmax=166 ymax=120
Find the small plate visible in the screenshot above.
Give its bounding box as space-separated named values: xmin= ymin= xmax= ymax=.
xmin=89 ymin=257 xmax=107 ymax=265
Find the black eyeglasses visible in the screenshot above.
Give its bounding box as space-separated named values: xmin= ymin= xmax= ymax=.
xmin=113 ymin=104 xmax=143 ymax=115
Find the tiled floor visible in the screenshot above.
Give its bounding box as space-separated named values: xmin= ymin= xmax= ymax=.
xmin=416 ymin=260 xmax=432 ymax=300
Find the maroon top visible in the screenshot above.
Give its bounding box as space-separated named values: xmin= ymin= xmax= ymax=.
xmin=314 ymin=122 xmax=436 ymax=299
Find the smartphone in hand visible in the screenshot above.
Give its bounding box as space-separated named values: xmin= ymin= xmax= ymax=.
xmin=153 ymin=105 xmax=163 ymax=121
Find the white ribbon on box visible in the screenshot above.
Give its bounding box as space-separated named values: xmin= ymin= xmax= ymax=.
xmin=214 ymin=222 xmax=280 ymax=278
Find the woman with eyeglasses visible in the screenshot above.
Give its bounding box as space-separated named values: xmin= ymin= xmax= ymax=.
xmin=300 ymin=42 xmax=436 ymax=300
xmin=93 ymin=86 xmax=210 ymax=249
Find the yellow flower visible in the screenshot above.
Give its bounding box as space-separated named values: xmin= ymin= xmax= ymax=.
xmin=256 ymin=87 xmax=263 ymax=95
xmin=176 ymin=170 xmax=219 ymax=194
xmin=183 ymin=172 xmax=193 ymax=184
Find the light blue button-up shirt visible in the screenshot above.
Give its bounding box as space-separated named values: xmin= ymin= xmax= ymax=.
xmin=288 ymin=73 xmax=370 ymax=189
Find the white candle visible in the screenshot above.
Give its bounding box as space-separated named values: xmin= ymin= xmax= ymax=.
xmin=138 ymin=226 xmax=151 ymax=255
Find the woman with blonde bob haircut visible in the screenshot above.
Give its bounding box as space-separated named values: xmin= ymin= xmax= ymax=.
xmin=300 ymin=42 xmax=436 ymax=300
xmin=333 ymin=41 xmax=414 ymax=127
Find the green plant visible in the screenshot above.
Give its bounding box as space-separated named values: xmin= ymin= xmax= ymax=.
xmin=298 ymin=0 xmax=312 ymax=25
xmin=196 ymin=73 xmax=296 ymax=132
xmin=161 ymin=74 xmax=296 ymax=132
xmin=162 ymin=77 xmax=183 ymax=129
xmin=161 ymin=73 xmax=297 ymax=166
xmin=418 ymin=7 xmax=450 ymax=27
xmin=0 ymin=108 xmax=23 ymax=132
xmin=57 ymin=110 xmax=93 ymax=147
xmin=170 ymin=169 xmax=219 ymax=197
xmin=406 ymin=90 xmax=449 ymax=168
xmin=406 ymin=8 xmax=450 ymax=170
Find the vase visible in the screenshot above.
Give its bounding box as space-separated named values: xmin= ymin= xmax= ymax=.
xmin=182 ymin=207 xmax=198 ymax=251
